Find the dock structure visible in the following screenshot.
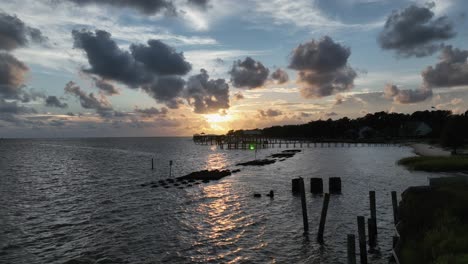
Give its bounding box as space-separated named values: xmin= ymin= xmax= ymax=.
xmin=193 ymin=134 xmax=397 ymax=150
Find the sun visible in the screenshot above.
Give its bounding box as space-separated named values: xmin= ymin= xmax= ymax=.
xmin=204 ymin=114 xmax=232 ymax=123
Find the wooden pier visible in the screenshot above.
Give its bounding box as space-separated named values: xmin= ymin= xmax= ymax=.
xmin=193 ymin=134 xmax=398 ymax=150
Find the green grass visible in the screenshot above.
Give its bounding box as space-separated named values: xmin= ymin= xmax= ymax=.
xmin=399 ymin=182 xmax=468 ymax=264
xmin=398 ymin=156 xmax=468 ymax=172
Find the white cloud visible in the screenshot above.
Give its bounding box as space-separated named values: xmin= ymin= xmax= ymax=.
xmin=250 ymin=0 xmax=384 ymax=32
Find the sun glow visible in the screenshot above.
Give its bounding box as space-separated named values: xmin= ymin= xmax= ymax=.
xmin=204 ymin=114 xmax=232 ymax=123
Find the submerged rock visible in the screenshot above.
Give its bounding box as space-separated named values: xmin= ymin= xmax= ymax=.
xmin=236 ymin=159 xmax=276 ymax=166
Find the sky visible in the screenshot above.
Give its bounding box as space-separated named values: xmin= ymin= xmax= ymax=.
xmin=1 ymin=0 xmax=468 ymax=137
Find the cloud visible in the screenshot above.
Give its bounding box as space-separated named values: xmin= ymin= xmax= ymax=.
xmin=73 ymin=29 xmax=193 ymax=107
xmin=0 ymin=52 xmax=29 ymax=98
xmin=271 ymin=68 xmax=289 ymax=84
xmin=232 ymin=92 xmax=244 ymax=101
xmin=64 ymin=81 xmax=113 ymax=116
xmin=185 ymin=69 xmax=229 ymax=114
xmin=142 ymin=76 xmax=185 ymax=108
xmin=0 ymin=11 xmax=47 ymax=51
xmin=72 ymin=29 xmax=151 ymax=88
xmin=135 ymin=106 xmax=168 ymax=117
xmin=229 ymin=57 xmax=269 ymax=89
xmin=45 ymin=96 xmax=68 ymax=108
xmin=289 ymin=36 xmax=357 ymax=98
xmin=335 ymin=94 xmax=344 ymax=105
xmin=0 ymin=98 xmax=36 ymax=114
xmin=378 ymin=3 xmax=455 ymax=57
xmin=187 ymin=0 xmax=210 ymax=10
xmin=130 ymin=39 xmax=192 ymax=76
xmin=258 ymin=108 xmax=283 ymax=118
xmin=383 ymin=84 xmax=432 ymax=104
xmin=422 ymin=45 xmax=468 ymax=88
xmin=64 ymin=0 xmax=176 ymax=15
xmin=93 ymin=77 xmax=119 ymax=95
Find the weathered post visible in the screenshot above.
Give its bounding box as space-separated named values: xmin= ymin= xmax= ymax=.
xmin=292 ymin=178 xmax=301 ymax=194
xmin=329 ymin=177 xmax=342 ymax=194
xmin=391 ymin=191 xmax=399 ymax=225
xmin=299 ymin=178 xmax=309 ymax=233
xmin=367 ymin=218 xmax=376 ymax=248
xmin=369 ymin=191 xmax=377 ymax=240
xmin=347 ymin=234 xmax=357 ymax=264
xmin=317 ymin=193 xmax=330 ymax=244
xmin=310 ymin=178 xmax=323 ymax=194
xmin=151 ymin=158 xmax=154 ymax=170
xmin=357 ymin=216 xmax=368 ymax=264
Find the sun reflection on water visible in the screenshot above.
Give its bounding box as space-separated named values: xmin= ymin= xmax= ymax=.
xmin=205 ymin=152 xmax=228 ymax=170
xmin=190 ymin=183 xmax=257 ymax=263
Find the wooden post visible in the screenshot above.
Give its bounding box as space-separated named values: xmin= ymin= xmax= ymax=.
xmin=329 ymin=177 xmax=342 ymax=194
xmin=347 ymin=234 xmax=357 ymax=264
xmin=357 ymin=216 xmax=368 ymax=264
xmin=310 ymin=178 xmax=323 ymax=194
xmin=299 ymin=178 xmax=309 ymax=233
xmin=292 ymin=178 xmax=301 ymax=194
xmin=391 ymin=191 xmax=399 ymax=225
xmin=369 ymin=191 xmax=377 ymax=240
xmin=151 ymin=158 xmax=154 ymax=170
xmin=367 ymin=218 xmax=376 ymax=248
xmin=317 ymin=193 xmax=330 ymax=243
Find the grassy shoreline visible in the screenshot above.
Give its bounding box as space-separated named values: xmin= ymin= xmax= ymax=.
xmin=398 ymin=156 xmax=468 ymax=172
xmin=398 ymin=177 xmax=468 ymax=263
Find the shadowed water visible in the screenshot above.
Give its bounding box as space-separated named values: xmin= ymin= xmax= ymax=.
xmin=0 ymin=138 xmax=453 ymax=263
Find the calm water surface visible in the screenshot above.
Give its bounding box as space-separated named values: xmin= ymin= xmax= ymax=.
xmin=0 ymin=138 xmax=453 ymax=263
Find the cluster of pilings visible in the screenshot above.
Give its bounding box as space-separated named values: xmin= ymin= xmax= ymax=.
xmin=291 ymin=177 xmax=401 ymax=263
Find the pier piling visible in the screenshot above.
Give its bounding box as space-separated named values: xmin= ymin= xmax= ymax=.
xmin=369 ymin=191 xmax=377 ymax=240
xmin=310 ymin=178 xmax=323 ymax=194
xmin=329 ymin=177 xmax=342 ymax=194
xmin=317 ymin=193 xmax=330 ymax=244
xmin=367 ymin=218 xmax=376 ymax=248
xmin=299 ymin=178 xmax=309 ymax=233
xmin=151 ymin=158 xmax=154 ymax=170
xmin=292 ymin=178 xmax=301 ymax=194
xmin=391 ymin=191 xmax=399 ymax=225
xmin=357 ymin=216 xmax=368 ymax=264
xmin=347 ymin=234 xmax=357 ymax=264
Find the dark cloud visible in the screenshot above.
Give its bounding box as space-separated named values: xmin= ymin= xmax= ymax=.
xmin=93 ymin=77 xmax=119 ymax=95
xmin=232 ymin=92 xmax=244 ymax=101
xmin=229 ymin=57 xmax=269 ymax=89
xmin=185 ymin=69 xmax=229 ymax=114
xmin=0 ymin=11 xmax=47 ymax=51
xmin=271 ymin=68 xmax=289 ymax=84
xmin=0 ymin=98 xmax=36 ymax=114
xmin=73 ymin=29 xmax=192 ymax=107
xmin=130 ymin=39 xmax=191 ymax=76
xmin=45 ymin=96 xmax=68 ymax=108
xmin=289 ymin=36 xmax=350 ymax=72
xmin=135 ymin=106 xmax=168 ymax=117
xmin=383 ymin=84 xmax=432 ymax=104
xmin=422 ymin=45 xmax=468 ymax=88
xmin=289 ymin=36 xmax=357 ymax=98
xmin=64 ymin=0 xmax=176 ymax=15
xmin=258 ymin=108 xmax=282 ymax=118
xmin=72 ymin=29 xmax=151 ymax=87
xmin=297 ymin=66 xmax=357 ymax=98
xmin=142 ymin=76 xmax=185 ymax=108
xmin=378 ymin=3 xmax=455 ymax=57
xmin=0 ymin=52 xmax=29 ymax=98
xmin=64 ymin=81 xmax=113 ymax=116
